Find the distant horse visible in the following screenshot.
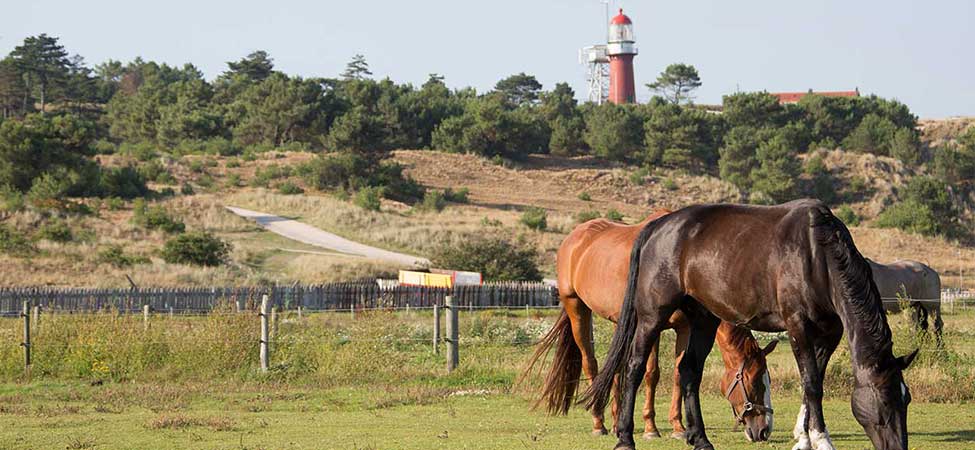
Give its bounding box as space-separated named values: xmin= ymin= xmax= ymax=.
xmin=525 ymin=210 xmax=777 ymax=442
xmin=582 ymin=200 xmax=917 ymax=450
xmin=868 ymin=259 xmax=943 ymax=338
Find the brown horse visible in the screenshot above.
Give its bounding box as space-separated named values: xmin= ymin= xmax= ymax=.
xmin=583 ymin=200 xmax=918 ymax=450
xmin=526 ymin=210 xmax=777 ymax=442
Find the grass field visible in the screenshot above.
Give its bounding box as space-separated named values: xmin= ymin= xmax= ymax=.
xmin=1 ymin=383 xmax=974 ymax=449
xmin=1 ymin=307 xmax=973 ymax=449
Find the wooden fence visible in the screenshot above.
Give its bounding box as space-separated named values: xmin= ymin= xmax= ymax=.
xmin=0 ymin=282 xmax=558 ymax=316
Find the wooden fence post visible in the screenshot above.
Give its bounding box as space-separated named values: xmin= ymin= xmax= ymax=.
xmin=259 ymin=295 xmax=269 ymax=373
xmin=143 ymin=305 xmax=150 ymax=331
xmin=446 ymin=295 xmax=459 ymax=372
xmin=297 ymin=306 xmax=303 ymax=320
xmin=31 ymin=305 xmax=39 ymax=331
xmin=433 ymin=304 xmax=441 ymax=354
xmin=22 ymin=300 xmax=31 ymax=377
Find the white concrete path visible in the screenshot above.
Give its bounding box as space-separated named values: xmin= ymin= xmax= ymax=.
xmin=225 ymin=206 xmax=429 ymax=267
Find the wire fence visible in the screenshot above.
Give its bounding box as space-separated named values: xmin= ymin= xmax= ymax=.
xmin=0 ymin=282 xmax=559 ymax=316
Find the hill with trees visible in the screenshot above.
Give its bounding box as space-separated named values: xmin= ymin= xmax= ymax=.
xmin=0 ymin=34 xmax=972 ymax=287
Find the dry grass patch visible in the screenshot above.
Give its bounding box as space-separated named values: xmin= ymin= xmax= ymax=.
xmin=147 ymin=413 xmax=237 ymax=431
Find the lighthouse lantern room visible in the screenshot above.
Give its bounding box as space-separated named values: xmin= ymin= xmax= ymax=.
xmin=607 ymin=9 xmax=638 ymax=104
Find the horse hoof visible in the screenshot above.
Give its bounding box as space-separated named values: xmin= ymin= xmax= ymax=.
xmin=694 ymin=445 xmax=715 ymax=450
xmin=613 ymin=445 xmax=635 ymax=450
xmin=670 ymin=431 xmax=686 ymax=440
xmin=643 ymin=431 xmax=661 ymax=440
xmin=592 ymin=428 xmax=608 ymax=436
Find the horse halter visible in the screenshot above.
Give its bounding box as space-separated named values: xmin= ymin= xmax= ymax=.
xmin=724 ymin=359 xmax=773 ymax=425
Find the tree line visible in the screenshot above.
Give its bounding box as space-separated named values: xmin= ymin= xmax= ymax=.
xmin=1 ymin=34 xmax=972 ymax=239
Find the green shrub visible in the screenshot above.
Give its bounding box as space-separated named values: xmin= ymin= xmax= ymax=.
xmin=0 ymin=187 xmax=24 ymax=212
xmin=37 ymin=219 xmax=73 ymax=243
xmin=354 ymin=187 xmax=384 ymax=211
xmin=443 ymin=187 xmax=470 ymax=203
xmin=180 ymin=183 xmax=195 ymax=196
xmin=161 ymin=232 xmax=231 ymax=267
xmin=278 ymin=181 xmax=304 ymax=195
xmin=875 ymin=200 xmax=939 ymax=236
xmin=663 ymin=178 xmax=678 ymax=191
xmin=629 ymin=167 xmax=650 ymax=185
xmin=804 ymin=153 xmax=836 ymax=204
xmin=835 ymin=205 xmax=860 ymax=226
xmin=577 ymin=191 xmax=591 ymax=201
xmin=172 ymin=137 xmax=241 ymax=157
xmin=118 ymin=141 xmax=157 ymax=161
xmin=576 ymin=210 xmax=601 ymax=223
xmin=97 ymin=245 xmax=149 ymax=268
xmin=605 ymin=209 xmax=624 ymax=222
xmin=0 ymin=224 xmax=34 ymax=255
xmin=132 ymin=201 xmax=186 ymax=234
xmin=520 ymin=207 xmax=547 ymax=231
xmin=105 ymin=197 xmax=125 ymax=211
xmin=225 ymin=159 xmax=241 ymax=168
xmin=430 ymin=236 xmax=542 ymax=281
xmin=225 ymin=173 xmax=242 ymax=188
xmin=195 ymin=174 xmax=214 ymax=188
xmin=187 ymin=159 xmax=206 ymax=173
xmin=98 ymin=166 xmax=150 ymax=199
xmin=90 ymin=139 xmax=117 ymax=155
xmin=250 ymin=164 xmax=291 ymax=188
xmin=138 ymin=160 xmax=173 ymax=184
xmin=419 ymin=190 xmax=446 ymax=212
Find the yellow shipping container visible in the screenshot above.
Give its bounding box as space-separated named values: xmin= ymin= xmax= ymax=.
xmin=398 ymin=270 xmax=453 ymax=288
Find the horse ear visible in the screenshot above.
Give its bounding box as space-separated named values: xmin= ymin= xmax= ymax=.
xmin=762 ymin=340 xmax=778 ymax=356
xmin=897 ymin=348 xmax=919 ymax=369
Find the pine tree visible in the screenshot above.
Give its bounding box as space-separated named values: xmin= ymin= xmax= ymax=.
xmin=10 ymin=34 xmax=71 ymax=114
xmin=342 ymin=54 xmax=372 ymax=80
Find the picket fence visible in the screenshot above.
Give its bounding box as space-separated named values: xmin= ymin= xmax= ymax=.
xmin=0 ymin=282 xmax=558 ymax=315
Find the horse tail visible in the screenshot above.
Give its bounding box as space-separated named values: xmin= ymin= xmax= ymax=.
xmin=929 ymin=268 xmax=944 ymax=339
xmin=810 ymin=204 xmax=892 ymax=348
xmin=521 ymin=308 xmax=582 ymax=415
xmin=579 ymin=219 xmax=660 ymax=413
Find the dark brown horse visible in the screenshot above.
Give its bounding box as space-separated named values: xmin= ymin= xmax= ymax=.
xmin=582 ymin=200 xmax=918 ymax=450
xmin=526 ymin=210 xmax=777 ymax=442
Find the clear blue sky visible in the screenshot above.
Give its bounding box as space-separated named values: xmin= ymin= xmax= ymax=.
xmin=2 ymin=0 xmax=972 ymax=118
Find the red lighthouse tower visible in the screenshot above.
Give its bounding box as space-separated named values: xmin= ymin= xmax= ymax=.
xmin=607 ymin=9 xmax=638 ymax=104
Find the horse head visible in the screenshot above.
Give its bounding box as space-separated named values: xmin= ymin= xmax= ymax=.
xmin=720 ymin=340 xmax=778 ymax=442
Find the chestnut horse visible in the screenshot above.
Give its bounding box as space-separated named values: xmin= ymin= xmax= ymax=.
xmin=526 ymin=210 xmax=777 ymax=442
xmin=583 ymin=200 xmax=917 ymax=450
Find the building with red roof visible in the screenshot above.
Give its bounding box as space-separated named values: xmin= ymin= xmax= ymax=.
xmin=770 ymin=88 xmax=860 ymax=104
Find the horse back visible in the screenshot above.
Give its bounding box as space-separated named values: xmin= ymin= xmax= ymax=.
xmin=557 ymin=210 xmax=669 ymax=320
xmin=639 ymin=200 xmax=834 ymax=331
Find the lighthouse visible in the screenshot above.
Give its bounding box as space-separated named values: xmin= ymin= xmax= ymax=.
xmin=607 ymin=9 xmax=637 ymax=104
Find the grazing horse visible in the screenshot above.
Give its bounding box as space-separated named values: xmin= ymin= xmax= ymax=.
xmin=525 ymin=210 xmax=777 ymax=442
xmin=582 ymin=200 xmax=917 ymax=450
xmin=868 ymin=259 xmax=943 ymax=338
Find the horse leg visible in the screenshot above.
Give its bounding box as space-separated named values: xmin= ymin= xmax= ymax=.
xmin=614 ymin=316 xmax=669 ymax=450
xmin=678 ymin=307 xmax=719 ymax=450
xmin=564 ymin=295 xmax=606 ymax=435
xmin=788 ymin=322 xmax=840 ymax=450
xmin=933 ymin=303 xmax=944 ymax=346
xmin=670 ymin=323 xmax=690 ymax=439
xmin=641 ymin=337 xmax=662 ymax=439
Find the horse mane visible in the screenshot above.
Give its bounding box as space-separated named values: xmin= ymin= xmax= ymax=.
xmin=810 ymin=206 xmax=893 ymax=360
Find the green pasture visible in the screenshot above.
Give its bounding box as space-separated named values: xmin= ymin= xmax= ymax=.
xmin=0 ymin=305 xmax=973 ymax=449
